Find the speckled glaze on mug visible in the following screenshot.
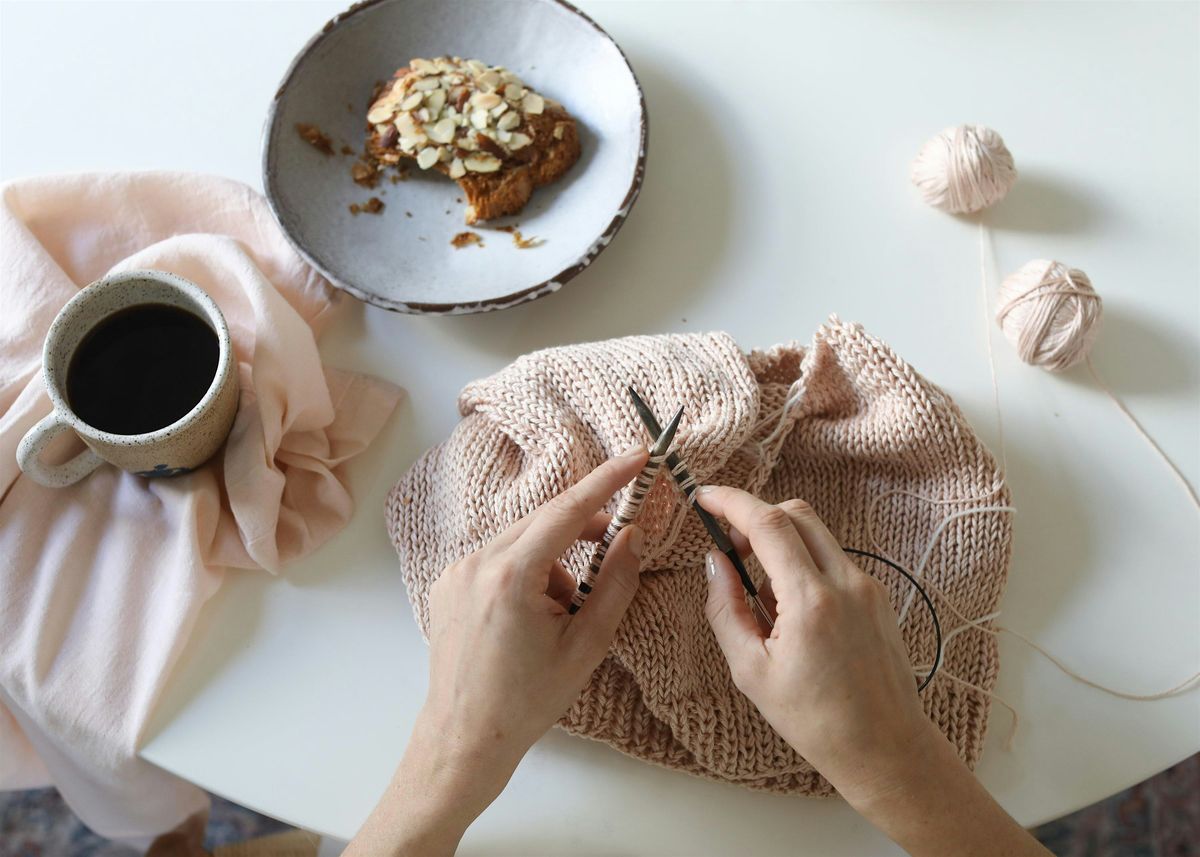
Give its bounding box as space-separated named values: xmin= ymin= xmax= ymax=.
xmin=16 ymin=270 xmax=239 ymax=488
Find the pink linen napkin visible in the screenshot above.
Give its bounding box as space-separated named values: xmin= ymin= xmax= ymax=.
xmin=0 ymin=172 xmax=402 ymax=843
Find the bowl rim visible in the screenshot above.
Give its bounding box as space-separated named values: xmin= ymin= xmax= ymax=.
xmin=261 ymin=0 xmax=648 ymax=316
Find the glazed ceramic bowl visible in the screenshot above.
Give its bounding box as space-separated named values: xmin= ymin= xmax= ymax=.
xmin=263 ymin=0 xmax=647 ymax=314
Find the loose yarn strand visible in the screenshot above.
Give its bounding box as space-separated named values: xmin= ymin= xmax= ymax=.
xmin=926 ymin=668 xmax=1021 ymax=751
xmin=871 ymin=491 xmax=1199 ymax=729
xmin=978 ymin=219 xmax=1008 ymax=475
xmin=890 ymin=535 xmax=1200 ymax=703
xmin=1084 ymin=357 xmax=1200 ymax=512
xmin=895 ymin=503 xmax=1017 ymax=625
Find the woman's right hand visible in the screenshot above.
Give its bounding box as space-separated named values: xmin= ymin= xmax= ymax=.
xmin=695 ymin=486 xmax=935 ymax=803
xmin=696 ymin=486 xmax=1049 ymax=857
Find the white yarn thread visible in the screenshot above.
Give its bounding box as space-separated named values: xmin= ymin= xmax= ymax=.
xmin=876 ymin=498 xmax=1200 ymax=740
xmin=910 ymin=125 xmax=1017 ymax=214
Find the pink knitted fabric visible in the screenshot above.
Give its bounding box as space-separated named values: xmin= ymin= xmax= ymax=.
xmin=387 ymin=319 xmax=1012 ymax=795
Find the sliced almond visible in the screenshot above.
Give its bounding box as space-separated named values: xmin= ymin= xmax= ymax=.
xmin=398 ymin=135 xmax=419 ymax=153
xmin=464 ymin=154 xmax=501 ymax=173
xmin=414 ymin=77 xmax=441 ymax=91
xmin=520 ymin=92 xmax=544 ymax=115
xmin=411 ymin=58 xmax=438 ymax=76
xmin=465 ymin=59 xmax=487 ymax=75
xmin=427 ymin=118 xmax=456 ymax=144
xmin=476 ymin=70 xmax=501 ymax=92
xmin=439 ymin=146 xmax=453 ymax=162
xmin=501 ymin=71 xmax=523 ymax=86
xmin=425 ymin=89 xmax=446 ymax=115
xmin=395 ymin=112 xmax=419 ymax=136
xmin=457 ymin=137 xmax=478 ymax=151
xmin=469 ymin=108 xmax=491 ymax=130
xmin=416 ymin=147 xmax=440 ymax=170
xmin=491 ymin=102 xmax=509 ymax=118
xmin=508 ymin=132 xmax=532 ymax=150
xmin=497 ymin=129 xmax=512 ymax=144
xmin=473 ymin=92 xmax=502 ymax=110
xmin=367 ymin=104 xmax=395 ymax=124
xmin=415 ymin=107 xmax=431 ymax=122
xmin=504 ymin=84 xmax=525 ymax=102
xmin=434 ymin=57 xmax=455 ymax=72
xmin=497 ymin=111 xmax=521 ymax=131
xmin=552 ymin=124 xmax=565 ymax=140
xmin=400 ymin=91 xmax=424 ymax=111
xmin=448 ymin=157 xmax=466 ymax=179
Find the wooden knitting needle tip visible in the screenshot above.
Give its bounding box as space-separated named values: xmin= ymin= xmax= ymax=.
xmin=568 ymin=405 xmax=683 ymax=615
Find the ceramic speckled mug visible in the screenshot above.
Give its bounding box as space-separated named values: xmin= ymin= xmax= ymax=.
xmin=17 ymin=270 xmax=239 ymax=488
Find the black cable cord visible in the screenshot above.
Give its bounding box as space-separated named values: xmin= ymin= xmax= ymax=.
xmin=842 ymin=547 xmax=943 ymax=692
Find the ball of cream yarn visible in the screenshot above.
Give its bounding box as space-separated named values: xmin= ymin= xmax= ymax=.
xmin=995 ymin=259 xmax=1102 ymax=372
xmin=911 ymin=125 xmax=1017 ymax=214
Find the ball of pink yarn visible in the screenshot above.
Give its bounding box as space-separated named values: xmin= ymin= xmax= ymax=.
xmin=995 ymin=259 xmax=1103 ymax=372
xmin=911 ymin=124 xmax=1017 ymax=214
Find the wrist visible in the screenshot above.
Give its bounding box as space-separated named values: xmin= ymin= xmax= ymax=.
xmin=346 ymin=708 xmax=520 ymax=857
xmin=826 ymin=718 xmax=949 ymax=814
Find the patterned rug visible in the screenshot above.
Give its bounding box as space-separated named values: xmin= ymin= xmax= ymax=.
xmin=2 ymin=754 xmax=1197 ymax=856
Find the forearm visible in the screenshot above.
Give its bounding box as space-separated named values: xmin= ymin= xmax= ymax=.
xmin=344 ymin=709 xmax=520 ymax=857
xmin=840 ymin=722 xmax=1049 ymax=857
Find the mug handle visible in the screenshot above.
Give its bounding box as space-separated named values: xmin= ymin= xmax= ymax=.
xmin=17 ymin=411 xmax=104 ymax=488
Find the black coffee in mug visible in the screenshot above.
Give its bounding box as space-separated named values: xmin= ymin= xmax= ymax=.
xmin=67 ymin=303 xmax=220 ymax=436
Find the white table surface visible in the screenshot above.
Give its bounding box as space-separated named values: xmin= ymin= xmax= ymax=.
xmin=3 ymin=1 xmax=1198 ymax=853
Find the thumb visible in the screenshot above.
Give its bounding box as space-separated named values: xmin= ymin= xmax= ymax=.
xmin=569 ymin=525 xmax=644 ymax=654
xmin=705 ymin=551 xmax=765 ymax=661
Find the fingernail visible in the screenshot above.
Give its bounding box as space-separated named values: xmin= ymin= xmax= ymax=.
xmin=696 ymin=485 xmax=715 ymax=495
xmin=706 ymin=551 xmax=718 ymax=581
xmin=628 ymin=526 xmax=644 ymax=558
xmin=621 ymin=445 xmax=646 ymax=459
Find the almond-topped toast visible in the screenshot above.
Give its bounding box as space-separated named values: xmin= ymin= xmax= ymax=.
xmin=365 ymin=56 xmax=581 ymax=224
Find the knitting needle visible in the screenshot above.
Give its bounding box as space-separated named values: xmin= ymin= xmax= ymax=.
xmin=627 ymin=387 xmax=775 ymax=631
xmin=568 ymin=405 xmax=684 ymax=615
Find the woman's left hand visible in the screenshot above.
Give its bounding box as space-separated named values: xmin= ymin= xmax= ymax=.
xmin=347 ymin=448 xmax=649 ymax=857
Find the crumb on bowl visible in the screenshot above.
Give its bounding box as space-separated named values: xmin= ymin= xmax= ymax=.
xmin=296 ymin=123 xmax=334 ymax=156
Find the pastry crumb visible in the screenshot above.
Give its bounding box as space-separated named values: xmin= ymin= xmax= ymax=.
xmin=451 ymin=231 xmax=484 ymax=249
xmin=340 ymin=144 xmax=354 ymax=156
xmin=511 ymin=229 xmax=543 ymax=249
xmin=351 ymin=160 xmax=381 ymax=188
xmin=349 ymin=197 xmax=385 ymax=215
xmin=296 ymin=123 xmax=334 ymax=156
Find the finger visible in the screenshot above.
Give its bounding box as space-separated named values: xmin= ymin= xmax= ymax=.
xmin=546 ymin=561 xmax=576 ymax=610
xmin=776 ymin=499 xmax=848 ymax=577
xmin=568 ymin=525 xmax=644 ymax=655
xmin=704 ymin=551 xmax=767 ymax=672
xmin=511 ymin=448 xmax=648 ymax=571
xmin=729 ymin=526 xmax=751 ymax=560
xmin=490 ymin=509 xmax=612 ymax=560
xmin=579 ymin=511 xmax=613 ymax=543
xmin=696 ymin=486 xmax=820 ymax=596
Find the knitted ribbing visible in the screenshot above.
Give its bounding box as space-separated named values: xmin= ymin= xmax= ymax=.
xmin=386 ymin=319 xmax=1012 ymax=795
